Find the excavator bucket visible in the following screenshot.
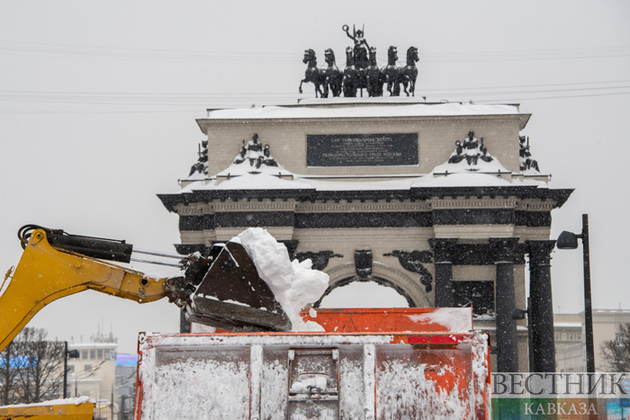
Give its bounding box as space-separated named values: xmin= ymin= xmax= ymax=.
xmin=185 ymin=241 xmax=292 ymax=332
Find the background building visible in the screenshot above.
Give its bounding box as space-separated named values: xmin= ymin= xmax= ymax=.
xmin=555 ymin=309 xmax=630 ymax=372
xmin=115 ymin=354 xmax=137 ymax=420
xmin=159 ymin=99 xmax=573 ymax=372
xmin=67 ymin=334 xmax=117 ymax=420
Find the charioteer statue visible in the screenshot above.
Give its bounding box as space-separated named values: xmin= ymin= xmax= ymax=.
xmin=300 ymin=25 xmax=420 ymax=99
xmin=343 ymin=24 xmax=369 ymax=71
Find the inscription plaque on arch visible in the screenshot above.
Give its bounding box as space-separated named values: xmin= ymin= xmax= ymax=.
xmin=306 ymin=133 xmax=418 ymax=167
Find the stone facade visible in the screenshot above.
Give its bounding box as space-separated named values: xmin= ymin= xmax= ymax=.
xmin=159 ymin=99 xmax=573 ymax=372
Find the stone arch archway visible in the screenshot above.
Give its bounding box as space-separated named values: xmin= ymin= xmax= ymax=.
xmin=315 ymin=262 xmax=431 ymax=308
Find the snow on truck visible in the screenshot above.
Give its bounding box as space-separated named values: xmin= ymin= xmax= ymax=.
xmin=0 ymin=225 xmax=490 ymax=419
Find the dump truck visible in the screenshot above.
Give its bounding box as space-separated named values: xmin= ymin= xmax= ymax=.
xmin=0 ymin=225 xmax=490 ymax=419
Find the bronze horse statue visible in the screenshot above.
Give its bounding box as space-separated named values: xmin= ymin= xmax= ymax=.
xmin=366 ymin=46 xmax=384 ymax=97
xmin=400 ymin=46 xmax=419 ymax=97
xmin=299 ymin=49 xmax=326 ymax=97
xmin=382 ymin=46 xmax=402 ymax=96
xmin=382 ymin=46 xmax=419 ymax=97
xmin=323 ymin=49 xmax=343 ymax=97
xmin=342 ymin=46 xmax=358 ymax=97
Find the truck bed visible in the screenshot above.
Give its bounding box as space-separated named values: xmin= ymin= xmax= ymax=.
xmin=135 ymin=308 xmax=490 ymax=420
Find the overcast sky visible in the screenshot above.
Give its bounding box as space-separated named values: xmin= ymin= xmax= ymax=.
xmin=1 ymin=1 xmax=628 ymax=353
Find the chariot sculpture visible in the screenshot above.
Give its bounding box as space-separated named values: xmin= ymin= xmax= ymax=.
xmin=300 ymin=25 xmax=419 ymax=98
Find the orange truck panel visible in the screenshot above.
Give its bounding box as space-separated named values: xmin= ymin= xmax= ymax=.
xmin=301 ymin=307 xmax=473 ymax=333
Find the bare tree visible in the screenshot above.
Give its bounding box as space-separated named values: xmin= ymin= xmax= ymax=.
xmin=0 ymin=328 xmax=66 ymax=404
xmin=0 ymin=340 xmax=20 ymax=405
xmin=600 ymin=323 xmax=630 ymax=372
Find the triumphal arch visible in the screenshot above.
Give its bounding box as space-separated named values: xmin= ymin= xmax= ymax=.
xmin=159 ymin=23 xmax=571 ymax=373
xmin=159 ymin=99 xmax=571 ymax=373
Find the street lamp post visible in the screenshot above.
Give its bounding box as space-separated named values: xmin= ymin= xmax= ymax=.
xmin=557 ymin=213 xmax=595 ymax=373
xmin=63 ymin=343 xmax=80 ymax=398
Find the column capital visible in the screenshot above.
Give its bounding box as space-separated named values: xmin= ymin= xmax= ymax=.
xmin=526 ymin=240 xmax=556 ymax=265
xmin=488 ymin=237 xmax=521 ymax=264
xmin=428 ymin=238 xmax=458 ymax=263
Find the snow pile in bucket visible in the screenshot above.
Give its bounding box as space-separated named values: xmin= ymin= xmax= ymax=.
xmin=234 ymin=228 xmax=329 ymax=331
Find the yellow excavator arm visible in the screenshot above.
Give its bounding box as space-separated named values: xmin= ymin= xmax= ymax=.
xmin=0 ymin=225 xmax=291 ymax=353
xmin=0 ymin=228 xmax=175 ymax=353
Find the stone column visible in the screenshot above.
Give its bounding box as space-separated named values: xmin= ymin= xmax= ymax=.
xmin=527 ymin=240 xmax=557 ymax=372
xmin=428 ymin=239 xmax=458 ymax=307
xmin=490 ymin=237 xmax=520 ymax=372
